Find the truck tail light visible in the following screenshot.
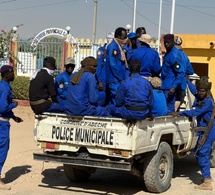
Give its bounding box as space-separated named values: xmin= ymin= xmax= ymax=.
xmin=108 ymin=149 xmax=129 ymax=157
xmin=41 ymin=142 xmax=59 ymax=149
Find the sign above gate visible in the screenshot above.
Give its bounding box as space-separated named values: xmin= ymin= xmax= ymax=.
xmin=31 ymin=27 xmax=76 ymax=49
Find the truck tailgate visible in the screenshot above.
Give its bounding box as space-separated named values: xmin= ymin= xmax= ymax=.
xmin=34 ymin=113 xmax=134 ymax=152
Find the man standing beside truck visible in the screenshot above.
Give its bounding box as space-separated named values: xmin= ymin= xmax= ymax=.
xmin=171 ymin=77 xmax=215 ymax=191
xmin=161 ymin=34 xmax=185 ymax=113
xmin=0 ymin=65 xmax=23 ymax=190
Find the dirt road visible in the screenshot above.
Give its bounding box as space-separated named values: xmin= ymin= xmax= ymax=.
xmin=1 ymin=106 xmax=214 ymax=195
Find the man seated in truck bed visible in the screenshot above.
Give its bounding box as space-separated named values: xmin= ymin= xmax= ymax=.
xmin=65 ymin=56 xmax=111 ymax=117
xmin=106 ymin=60 xmax=153 ymax=120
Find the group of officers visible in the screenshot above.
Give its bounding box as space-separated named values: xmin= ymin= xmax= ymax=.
xmin=29 ymin=26 xmax=194 ymax=119
xmin=28 ymin=26 xmax=215 ymax=191
xmin=0 ymin=26 xmax=214 ymax=190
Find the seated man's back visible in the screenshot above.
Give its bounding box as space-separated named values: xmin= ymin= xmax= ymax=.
xmin=107 ymin=60 xmax=153 ymax=120
xmin=65 ymin=56 xmax=110 ymax=117
xmin=29 ymin=56 xmax=63 ymax=114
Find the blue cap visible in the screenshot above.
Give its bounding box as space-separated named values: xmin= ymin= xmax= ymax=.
xmin=128 ymin=32 xmax=137 ymax=39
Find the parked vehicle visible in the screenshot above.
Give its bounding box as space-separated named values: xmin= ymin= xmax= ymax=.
xmin=33 ymin=75 xmax=215 ymax=193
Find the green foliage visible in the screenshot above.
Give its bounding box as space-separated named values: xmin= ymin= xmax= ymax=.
xmin=0 ymin=28 xmax=21 ymax=65
xmin=11 ymin=76 xmax=30 ymax=100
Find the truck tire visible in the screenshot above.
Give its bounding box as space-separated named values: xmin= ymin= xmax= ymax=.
xmin=63 ymin=164 xmax=91 ymax=182
xmin=143 ymin=142 xmax=173 ymax=193
xmin=210 ymin=141 xmax=215 ymax=168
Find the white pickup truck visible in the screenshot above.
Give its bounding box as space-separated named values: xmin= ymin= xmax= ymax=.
xmin=33 ymin=76 xmax=215 ymax=193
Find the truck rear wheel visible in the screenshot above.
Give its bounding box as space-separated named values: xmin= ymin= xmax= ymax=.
xmin=143 ymin=142 xmax=173 ymax=193
xmin=63 ymin=164 xmax=91 ymax=182
xmin=210 ymin=141 xmax=215 ymax=168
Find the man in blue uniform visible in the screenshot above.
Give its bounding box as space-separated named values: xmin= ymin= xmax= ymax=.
xmin=65 ymin=56 xmax=110 ymax=117
xmin=135 ymin=27 xmax=147 ymax=48
xmin=171 ymin=77 xmax=215 ymax=190
xmin=96 ymin=32 xmax=114 ymax=94
xmin=55 ymin=57 xmax=75 ymax=109
xmin=0 ymin=65 xmax=23 ymax=190
xmin=105 ymin=27 xmax=132 ymax=104
xmin=128 ymin=32 xmax=137 ymax=49
xmin=131 ymin=34 xmax=161 ymax=80
xmin=107 ymin=60 xmax=153 ymax=120
xmin=161 ymin=34 xmax=185 ymax=113
xmin=29 ymin=56 xmax=64 ymax=114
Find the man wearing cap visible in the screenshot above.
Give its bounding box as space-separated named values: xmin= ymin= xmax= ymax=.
xmin=171 ymin=77 xmax=215 ymax=190
xmin=107 ymin=60 xmax=153 ymax=120
xmin=55 ymin=57 xmax=75 ymax=109
xmin=131 ymin=34 xmax=161 ymax=80
xmin=0 ymin=65 xmax=23 ymax=190
xmin=65 ymin=56 xmax=110 ymax=117
xmin=105 ymin=27 xmax=132 ymax=104
xmin=128 ymin=32 xmax=137 ymax=49
xmin=29 ymin=56 xmax=64 ymax=114
xmin=96 ymin=32 xmax=114 ymax=94
xmin=161 ymin=34 xmax=185 ymax=113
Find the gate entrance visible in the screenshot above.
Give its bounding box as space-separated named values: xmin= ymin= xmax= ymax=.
xmin=16 ymin=27 xmax=77 ymax=76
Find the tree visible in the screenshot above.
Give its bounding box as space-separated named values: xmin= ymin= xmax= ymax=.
xmin=0 ymin=28 xmax=21 ymax=65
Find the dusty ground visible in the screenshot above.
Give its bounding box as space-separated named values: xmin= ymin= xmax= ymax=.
xmin=1 ymin=105 xmax=215 ymax=195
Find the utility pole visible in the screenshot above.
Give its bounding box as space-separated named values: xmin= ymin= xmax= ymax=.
xmin=92 ymin=0 xmax=98 ymax=44
xmin=170 ymin=0 xmax=175 ymax=33
xmin=132 ymin=0 xmax=137 ymax=32
xmin=158 ymin=0 xmax=163 ymax=55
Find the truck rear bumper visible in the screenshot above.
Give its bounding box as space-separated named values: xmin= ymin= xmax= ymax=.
xmin=33 ymin=153 xmax=132 ymax=171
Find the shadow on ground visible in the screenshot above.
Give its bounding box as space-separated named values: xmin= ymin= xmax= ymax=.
xmin=173 ymin=154 xmax=202 ymax=184
xmin=3 ymin=165 xmax=32 ymax=183
xmin=39 ymin=166 xmax=144 ymax=195
xmin=37 ymin=154 xmax=203 ymax=194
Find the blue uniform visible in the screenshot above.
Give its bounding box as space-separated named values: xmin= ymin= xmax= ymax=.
xmin=65 ymin=72 xmax=110 ymax=117
xmin=131 ymin=45 xmax=161 ymax=77
xmin=107 ymin=73 xmax=153 ymax=120
xmin=96 ymin=43 xmax=107 ymax=87
xmin=152 ymin=89 xmax=168 ymax=117
xmin=179 ymin=49 xmax=194 ymax=90
xmin=105 ymin=40 xmax=130 ymax=104
xmin=161 ymin=47 xmax=185 ymax=113
xmin=55 ymin=71 xmax=70 ymax=108
xmin=179 ymin=96 xmax=215 ymax=179
xmin=0 ymin=80 xmax=17 ymax=174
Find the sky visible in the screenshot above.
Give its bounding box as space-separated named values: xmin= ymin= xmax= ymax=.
xmin=1 ymin=0 xmax=215 ymax=40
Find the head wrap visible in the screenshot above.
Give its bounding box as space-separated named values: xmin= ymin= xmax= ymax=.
xmin=196 ymin=76 xmax=212 ymax=98
xmin=163 ymin=34 xmax=174 ymax=42
xmin=81 ymin=57 xmax=98 ymax=67
xmin=71 ymin=56 xmax=97 ymax=85
xmin=196 ymin=77 xmax=212 ymax=90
